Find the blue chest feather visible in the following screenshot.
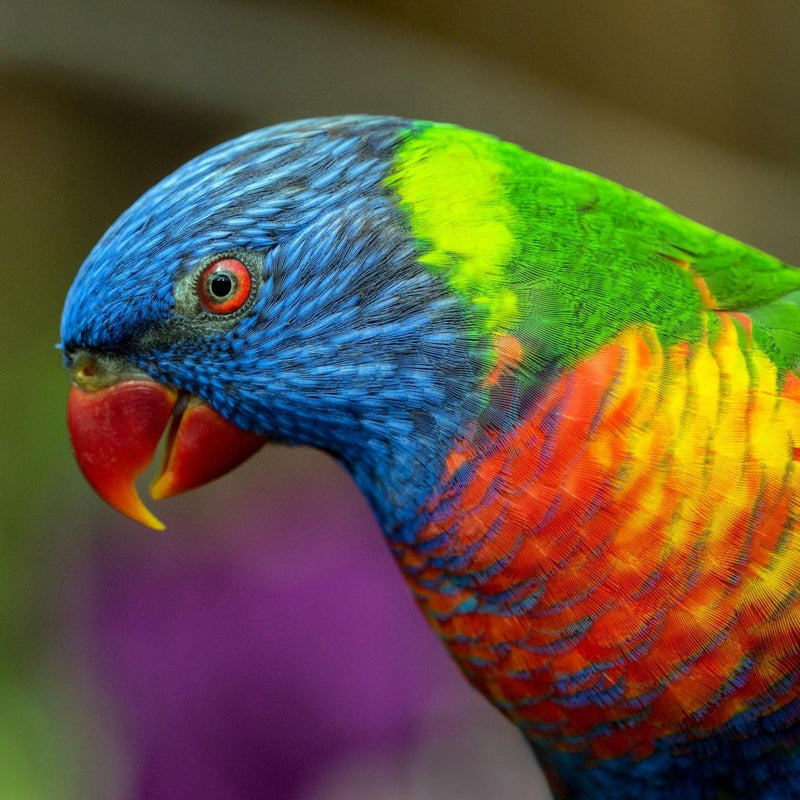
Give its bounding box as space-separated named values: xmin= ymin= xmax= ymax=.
xmin=537 ymin=706 xmax=800 ymax=799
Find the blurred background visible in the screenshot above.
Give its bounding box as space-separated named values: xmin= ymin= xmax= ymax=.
xmin=2 ymin=1 xmax=800 ymax=798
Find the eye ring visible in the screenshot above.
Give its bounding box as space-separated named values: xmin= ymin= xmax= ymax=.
xmin=197 ymin=258 xmax=253 ymax=314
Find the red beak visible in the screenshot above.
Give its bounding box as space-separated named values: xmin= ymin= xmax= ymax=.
xmin=67 ymin=380 xmax=268 ymax=529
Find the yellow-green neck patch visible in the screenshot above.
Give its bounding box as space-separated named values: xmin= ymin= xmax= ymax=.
xmin=387 ymin=124 xmax=520 ymax=335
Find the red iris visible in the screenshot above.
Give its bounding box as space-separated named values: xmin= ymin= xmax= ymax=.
xmin=198 ymin=258 xmax=252 ymax=314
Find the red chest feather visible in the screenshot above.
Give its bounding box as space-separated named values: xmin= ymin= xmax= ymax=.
xmin=393 ymin=318 xmax=800 ymax=759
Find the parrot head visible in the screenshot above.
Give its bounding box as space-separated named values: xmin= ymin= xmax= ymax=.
xmin=60 ymin=116 xmax=486 ymax=533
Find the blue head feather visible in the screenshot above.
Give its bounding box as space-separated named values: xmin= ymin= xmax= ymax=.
xmin=61 ymin=115 xmax=488 ymax=535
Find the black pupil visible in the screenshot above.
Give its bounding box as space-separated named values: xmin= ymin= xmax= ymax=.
xmin=209 ymin=272 xmax=234 ymax=299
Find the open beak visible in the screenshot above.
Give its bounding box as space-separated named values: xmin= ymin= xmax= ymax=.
xmin=67 ymin=378 xmax=268 ymax=529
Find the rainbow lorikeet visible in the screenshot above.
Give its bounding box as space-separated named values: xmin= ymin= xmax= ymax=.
xmin=61 ymin=116 xmax=800 ymax=799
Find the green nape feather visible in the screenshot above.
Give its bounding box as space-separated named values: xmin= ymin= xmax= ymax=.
xmin=387 ymin=122 xmax=800 ymax=376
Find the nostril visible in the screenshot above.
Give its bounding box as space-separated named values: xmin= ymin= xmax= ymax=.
xmin=72 ymin=357 xmax=101 ymax=388
xmin=68 ymin=351 xmax=149 ymax=390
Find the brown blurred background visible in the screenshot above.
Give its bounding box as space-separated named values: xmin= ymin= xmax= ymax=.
xmin=1 ymin=2 xmax=799 ymax=798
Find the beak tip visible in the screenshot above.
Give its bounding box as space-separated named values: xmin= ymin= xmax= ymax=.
xmin=136 ymin=507 xmax=167 ymax=531
xmin=107 ymin=485 xmax=167 ymax=531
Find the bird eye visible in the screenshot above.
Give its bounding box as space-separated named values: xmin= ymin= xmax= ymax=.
xmin=198 ymin=258 xmax=253 ymax=314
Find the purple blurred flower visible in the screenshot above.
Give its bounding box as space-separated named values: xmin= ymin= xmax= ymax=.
xmin=81 ymin=454 xmax=477 ymax=800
